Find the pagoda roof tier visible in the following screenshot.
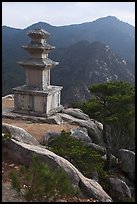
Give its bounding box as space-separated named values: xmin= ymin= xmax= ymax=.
xmin=18 ymin=58 xmax=59 ymax=69
xmin=22 ymin=43 xmax=55 ymax=51
xmin=27 ymin=29 xmax=50 ymax=39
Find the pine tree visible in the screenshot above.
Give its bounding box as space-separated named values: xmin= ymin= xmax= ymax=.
xmin=83 ymin=81 xmax=135 ymax=170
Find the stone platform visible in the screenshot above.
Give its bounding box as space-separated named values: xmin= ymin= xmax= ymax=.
xmin=13 ymin=85 xmax=63 ymax=117
xmin=2 ymin=96 xmax=63 ymax=125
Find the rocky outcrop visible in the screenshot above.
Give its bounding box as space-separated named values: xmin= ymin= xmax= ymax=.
xmin=86 ymin=142 xmax=106 ymax=154
xmin=118 ymin=149 xmax=135 ymax=181
xmin=70 ymin=127 xmax=105 ymax=153
xmin=3 ymin=100 xmax=103 ymax=146
xmin=40 ymin=132 xmax=61 ymax=145
xmin=40 ymin=127 xmax=92 ymax=146
xmin=40 ymin=127 xmax=105 ymax=154
xmin=58 ymin=112 xmax=103 ymax=145
xmin=2 ymin=123 xmax=39 ymax=145
xmin=47 ymin=114 xmax=64 ymax=125
xmin=62 ymin=108 xmax=90 ymax=120
xmin=2 ymin=135 xmax=112 ymax=202
xmin=108 ymin=177 xmax=131 ymax=201
xmin=70 ymin=127 xmax=92 ymax=143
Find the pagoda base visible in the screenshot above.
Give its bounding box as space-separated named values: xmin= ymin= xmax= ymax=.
xmin=12 ymin=85 xmax=63 ymax=117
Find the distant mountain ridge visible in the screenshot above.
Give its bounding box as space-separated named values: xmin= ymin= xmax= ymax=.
xmin=2 ymin=16 xmax=135 ymax=104
xmin=3 ymin=15 xmax=135 ymax=61
xmin=50 ymin=40 xmax=134 ymax=104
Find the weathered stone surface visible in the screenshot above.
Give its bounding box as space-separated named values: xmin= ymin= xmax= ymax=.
xmin=40 ymin=132 xmax=61 ymax=145
xmin=92 ymin=120 xmax=103 ymax=132
xmin=2 ymin=182 xmax=27 ymax=202
xmin=62 ymin=108 xmax=90 ymax=120
xmin=108 ymin=177 xmax=131 ymax=201
xmin=2 ymin=94 xmax=14 ymax=99
xmin=2 ymin=123 xmax=39 ymax=145
xmin=70 ymin=127 xmax=92 ymax=143
xmin=86 ymin=143 xmax=106 ymax=154
xmin=118 ymin=149 xmax=135 ymax=181
xmin=77 ymin=120 xmax=103 ymax=145
xmin=90 ymin=171 xmax=99 ymax=182
xmin=47 ymin=114 xmax=64 ymax=125
xmin=58 ymin=113 xmax=103 ymax=145
xmin=2 ymin=137 xmax=112 ymax=202
xmin=79 ymin=177 xmax=112 ymax=202
xmin=2 ymin=108 xmax=63 ymax=124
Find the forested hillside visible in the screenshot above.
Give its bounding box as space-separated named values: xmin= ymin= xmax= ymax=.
xmin=2 ymin=16 xmax=135 ymax=105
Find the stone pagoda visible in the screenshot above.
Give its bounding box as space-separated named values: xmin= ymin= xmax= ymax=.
xmin=12 ymin=29 xmax=63 ymax=117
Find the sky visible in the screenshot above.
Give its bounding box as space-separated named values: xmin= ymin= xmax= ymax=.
xmin=2 ymin=2 xmax=135 ymax=29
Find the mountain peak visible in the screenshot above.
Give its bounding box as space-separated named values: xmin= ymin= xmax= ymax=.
xmin=93 ymin=15 xmax=134 ymax=28
xmin=25 ymin=21 xmax=52 ymax=30
xmin=105 ymin=15 xmax=118 ymax=19
xmin=93 ymin=15 xmax=119 ymax=23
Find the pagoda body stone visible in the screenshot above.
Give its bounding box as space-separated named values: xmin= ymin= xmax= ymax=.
xmin=12 ymin=29 xmax=63 ymax=116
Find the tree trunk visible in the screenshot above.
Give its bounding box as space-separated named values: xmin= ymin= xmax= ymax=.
xmin=103 ymin=123 xmax=111 ymax=171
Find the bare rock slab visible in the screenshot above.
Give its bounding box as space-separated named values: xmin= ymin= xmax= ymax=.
xmin=2 ymin=137 xmax=112 ymax=202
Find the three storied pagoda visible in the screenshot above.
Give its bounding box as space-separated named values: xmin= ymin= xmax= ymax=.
xmin=12 ymin=29 xmax=63 ymax=116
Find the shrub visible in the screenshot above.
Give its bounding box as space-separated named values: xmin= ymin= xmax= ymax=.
xmin=9 ymin=155 xmax=80 ymax=202
xmin=47 ymin=130 xmax=108 ymax=179
xmin=9 ymin=171 xmax=21 ymax=193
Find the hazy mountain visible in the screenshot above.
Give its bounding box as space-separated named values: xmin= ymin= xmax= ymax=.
xmin=50 ymin=41 xmax=134 ymax=104
xmin=2 ymin=16 xmax=135 ymax=105
xmin=2 ymin=26 xmax=21 ymax=41
xmin=2 ymin=16 xmax=135 ymax=61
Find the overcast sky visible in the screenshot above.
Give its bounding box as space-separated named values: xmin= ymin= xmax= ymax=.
xmin=2 ymin=2 xmax=135 ymax=29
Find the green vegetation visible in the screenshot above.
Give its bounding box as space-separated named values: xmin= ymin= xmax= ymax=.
xmin=47 ymin=130 xmax=109 ymax=185
xmin=9 ymin=155 xmax=80 ymax=202
xmin=9 ymin=171 xmax=21 ymax=193
xmin=7 ymin=81 xmax=135 ymax=202
xmin=3 ymin=132 xmax=12 ymax=140
xmin=72 ymin=81 xmax=135 ymax=169
xmin=120 ymin=197 xmax=135 ymax=202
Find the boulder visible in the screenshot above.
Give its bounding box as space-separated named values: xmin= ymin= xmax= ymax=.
xmin=40 ymin=132 xmax=61 ymax=145
xmin=70 ymin=127 xmax=92 ymax=143
xmin=62 ymin=108 xmax=90 ymax=120
xmin=86 ymin=143 xmax=106 ymax=154
xmin=47 ymin=114 xmax=64 ymax=125
xmin=77 ymin=120 xmax=103 ymax=145
xmin=118 ymin=149 xmax=135 ymax=181
xmin=2 ymin=123 xmax=39 ymax=145
xmin=58 ymin=113 xmax=103 ymax=145
xmin=2 ymin=136 xmax=112 ymax=202
xmin=108 ymin=177 xmax=131 ymax=201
